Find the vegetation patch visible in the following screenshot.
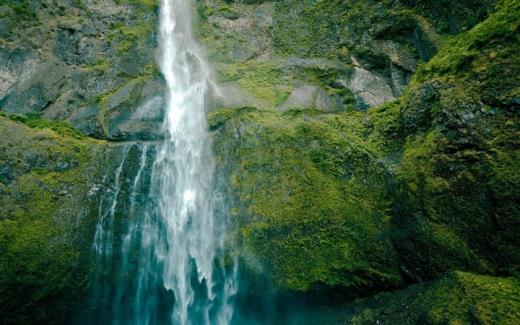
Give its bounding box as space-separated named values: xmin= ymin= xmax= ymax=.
xmin=0 ymin=117 xmax=107 ymax=323
xmin=9 ymin=113 xmax=84 ymax=139
xmin=346 ymin=272 xmax=520 ymax=324
xmin=212 ymin=108 xmax=402 ymax=293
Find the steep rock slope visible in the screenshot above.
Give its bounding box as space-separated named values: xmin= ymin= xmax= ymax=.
xmin=209 ymin=0 xmax=520 ymax=321
xmin=0 ymin=0 xmax=162 ymax=140
xmin=196 ymin=0 xmax=493 ymax=111
xmin=0 ymin=115 xmax=128 ymax=323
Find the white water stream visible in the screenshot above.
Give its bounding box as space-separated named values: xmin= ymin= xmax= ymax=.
xmin=154 ymin=0 xmax=237 ymax=323
xmin=90 ymin=1 xmax=237 ymax=324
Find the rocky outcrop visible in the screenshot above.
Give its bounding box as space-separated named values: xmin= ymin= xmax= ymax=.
xmin=197 ymin=0 xmax=445 ymax=111
xmin=0 ymin=0 xmax=162 ymax=140
xmin=344 ymin=272 xmax=520 ymax=324
xmin=346 ymin=65 xmax=396 ymax=108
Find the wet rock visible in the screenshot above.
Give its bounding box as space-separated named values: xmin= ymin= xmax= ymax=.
xmin=278 ymin=84 xmax=341 ymax=112
xmin=68 ymin=104 xmax=101 ymax=137
xmin=106 ymin=78 xmax=166 ymax=140
xmin=278 ymin=85 xmax=317 ymax=111
xmin=346 ymin=66 xmax=396 ymax=108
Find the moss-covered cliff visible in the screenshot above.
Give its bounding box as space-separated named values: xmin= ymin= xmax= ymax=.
xmin=345 ymin=271 xmax=520 ymax=324
xmin=0 ymin=0 xmax=519 ymax=323
xmin=0 ymin=115 xmax=129 ymax=323
xmin=209 ymin=0 xmax=520 ymax=322
xmin=210 ymin=107 xmax=402 ymax=293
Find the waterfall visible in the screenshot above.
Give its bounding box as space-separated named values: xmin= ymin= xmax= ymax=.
xmin=88 ymin=0 xmax=237 ymax=324
xmin=154 ymin=0 xmax=237 ymax=323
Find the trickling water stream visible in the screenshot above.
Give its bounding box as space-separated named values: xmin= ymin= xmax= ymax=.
xmin=89 ymin=0 xmax=237 ymax=324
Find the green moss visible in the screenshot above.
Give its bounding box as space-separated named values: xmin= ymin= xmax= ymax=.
xmin=212 ymin=60 xmax=295 ymax=107
xmin=0 ymin=0 xmax=37 ymax=21
xmin=9 ymin=113 xmax=84 ymax=139
xmin=414 ymin=0 xmax=520 ymax=86
xmin=114 ymin=0 xmax=159 ymax=11
xmin=346 ymin=272 xmax=520 ymax=324
xmin=208 ymin=106 xmax=257 ymax=130
xmin=89 ymin=1 xmax=159 ymax=79
xmin=269 ymin=0 xmax=448 ymax=59
xmin=400 ymin=0 xmax=493 ymax=34
xmin=234 ymin=61 xmax=293 ymax=107
xmin=109 ymin=20 xmax=154 ymax=55
xmin=389 ymin=0 xmax=520 ymax=280
xmin=0 ymin=117 xmax=106 ymax=322
xmin=84 ymin=59 xmax=110 ymax=73
xmin=394 ymin=111 xmax=518 ymax=275
xmin=206 ymin=0 xmax=520 ymax=298
xmin=212 ymin=108 xmax=402 ymax=292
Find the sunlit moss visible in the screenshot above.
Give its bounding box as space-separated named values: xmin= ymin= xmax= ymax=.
xmin=9 ymin=113 xmax=84 ymax=139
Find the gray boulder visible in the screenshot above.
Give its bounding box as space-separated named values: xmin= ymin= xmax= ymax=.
xmin=278 ymin=85 xmax=342 ymax=112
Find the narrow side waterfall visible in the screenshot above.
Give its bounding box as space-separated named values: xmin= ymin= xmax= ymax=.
xmin=88 ymin=0 xmax=237 ymax=324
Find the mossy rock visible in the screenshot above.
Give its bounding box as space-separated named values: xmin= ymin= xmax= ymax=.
xmin=211 ymin=108 xmax=403 ymax=293
xmin=207 ymin=0 xmax=520 ymax=297
xmin=0 ymin=117 xmax=119 ymax=323
xmin=392 ymin=0 xmax=520 ymax=280
xmin=345 ymin=271 xmax=520 ymax=324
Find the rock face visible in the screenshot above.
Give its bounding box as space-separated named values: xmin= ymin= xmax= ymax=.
xmin=208 ymin=0 xmax=520 ymax=321
xmin=196 ymin=0 xmax=441 ymax=111
xmin=347 ymin=66 xmax=396 ymax=108
xmin=0 ymin=0 xmax=162 ymax=140
xmin=0 ymin=116 xmax=126 ymax=323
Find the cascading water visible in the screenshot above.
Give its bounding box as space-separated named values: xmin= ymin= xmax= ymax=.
xmin=154 ymin=0 xmax=237 ymax=323
xmin=89 ymin=0 xmax=237 ymax=324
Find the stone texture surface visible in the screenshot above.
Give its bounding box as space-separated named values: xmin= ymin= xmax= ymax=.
xmin=0 ymin=0 xmax=161 ymax=140
xmin=278 ymin=84 xmax=341 ymax=112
